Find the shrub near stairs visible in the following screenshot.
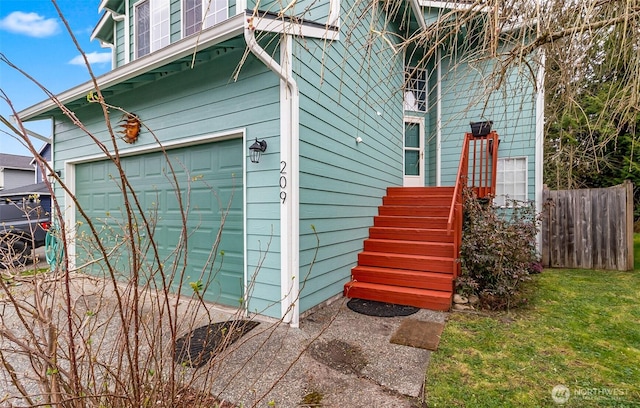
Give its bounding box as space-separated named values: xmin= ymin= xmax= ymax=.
xmin=457 ymin=190 xmax=541 ymax=310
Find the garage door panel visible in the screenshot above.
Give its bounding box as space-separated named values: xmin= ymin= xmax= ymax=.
xmin=76 ymin=139 xmax=244 ymax=307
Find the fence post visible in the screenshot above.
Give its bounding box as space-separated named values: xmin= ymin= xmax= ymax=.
xmin=625 ymin=180 xmax=634 ymax=270
xmin=542 ymin=185 xmax=550 ymax=267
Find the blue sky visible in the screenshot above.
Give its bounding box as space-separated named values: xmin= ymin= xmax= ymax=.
xmin=0 ymin=0 xmax=111 ymax=156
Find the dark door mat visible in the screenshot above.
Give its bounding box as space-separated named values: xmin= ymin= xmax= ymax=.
xmin=174 ymin=320 xmax=260 ymax=368
xmin=347 ymin=298 xmax=419 ymax=317
xmin=389 ymin=318 xmax=445 ymax=351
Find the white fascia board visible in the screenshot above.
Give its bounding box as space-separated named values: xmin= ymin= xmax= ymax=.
xmin=251 ymin=13 xmax=339 ymax=40
xmin=499 ymin=19 xmax=536 ymax=35
xmin=99 ymin=0 xmax=124 ymax=14
xmin=91 ymin=12 xmax=114 ymax=43
xmin=18 ymin=14 xmax=246 ymax=122
xmin=420 ymin=1 xmax=490 ymax=12
xmin=98 ymin=0 xmax=109 ymax=12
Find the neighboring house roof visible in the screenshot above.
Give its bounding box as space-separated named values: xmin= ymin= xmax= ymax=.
xmin=0 ymin=153 xmax=33 ymax=171
xmin=29 ymin=143 xmax=52 ymax=166
xmin=0 ymin=182 xmax=51 ymax=198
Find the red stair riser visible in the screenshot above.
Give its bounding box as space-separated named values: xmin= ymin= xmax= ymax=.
xmin=386 ymin=187 xmax=455 ymax=196
xmin=363 ymin=239 xmax=454 ymax=258
xmin=378 ymin=206 xmax=451 ymax=217
xmin=382 ymin=196 xmax=452 ymax=206
xmin=357 ymin=252 xmax=453 ymax=273
xmin=374 ymin=216 xmax=448 ymax=229
xmin=368 ymin=227 xmax=454 ymax=243
xmin=351 ymin=266 xmax=453 ymax=291
xmin=343 ymin=282 xmax=451 ymax=310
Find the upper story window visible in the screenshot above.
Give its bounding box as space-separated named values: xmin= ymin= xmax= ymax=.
xmin=183 ymin=0 xmax=228 ymax=37
xmin=135 ymin=0 xmax=170 ymax=59
xmin=404 ymin=67 xmax=428 ymax=112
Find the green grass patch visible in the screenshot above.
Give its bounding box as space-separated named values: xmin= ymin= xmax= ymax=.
xmin=426 ymin=269 xmax=640 ymax=407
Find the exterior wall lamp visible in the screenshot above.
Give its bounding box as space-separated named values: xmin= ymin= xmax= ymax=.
xmin=249 ymin=138 xmax=267 ymax=163
xmin=47 ymin=170 xmax=61 ymax=185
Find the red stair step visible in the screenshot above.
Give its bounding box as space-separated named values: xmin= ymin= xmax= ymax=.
xmin=382 ymin=195 xmax=453 ymax=206
xmin=368 ymin=227 xmax=454 ymax=243
xmin=351 ymin=265 xmax=453 ymax=292
xmin=374 ymin=215 xmax=448 ymax=229
xmin=386 ymin=186 xmax=455 ymax=196
xmin=357 ymin=252 xmax=454 ymax=273
xmin=378 ymin=205 xmax=451 ymax=217
xmin=344 ymin=281 xmax=452 ymax=310
xmin=364 ymin=239 xmax=454 ymax=258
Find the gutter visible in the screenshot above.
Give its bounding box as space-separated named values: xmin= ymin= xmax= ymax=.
xmin=244 ymin=17 xmax=300 ymax=328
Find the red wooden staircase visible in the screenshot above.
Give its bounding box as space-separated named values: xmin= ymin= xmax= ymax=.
xmin=343 ymin=129 xmax=499 ymax=311
xmin=343 ymin=187 xmax=460 ymax=310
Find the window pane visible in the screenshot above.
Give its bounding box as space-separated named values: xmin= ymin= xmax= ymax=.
xmin=405 ymin=151 xmax=420 ymax=176
xmin=404 ymin=123 xmax=420 ymax=148
xmin=136 ymin=1 xmax=150 ymax=58
xmin=204 ymin=0 xmax=228 ymax=28
xmin=151 ymin=0 xmax=170 ymax=51
xmin=404 ymin=68 xmax=427 ymax=112
xmin=184 ymin=0 xmax=201 ymax=36
xmin=496 ymin=157 xmax=527 ymax=207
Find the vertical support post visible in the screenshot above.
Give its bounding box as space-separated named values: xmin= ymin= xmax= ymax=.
xmin=625 ymin=180 xmax=634 ymax=270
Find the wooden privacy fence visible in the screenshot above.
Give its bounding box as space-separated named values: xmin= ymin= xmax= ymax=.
xmin=542 ymin=181 xmax=634 ymax=271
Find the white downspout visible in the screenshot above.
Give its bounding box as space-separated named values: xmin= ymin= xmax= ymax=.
xmin=436 ymin=47 xmax=442 ymax=186
xmin=244 ymin=19 xmax=300 ymax=328
xmin=535 ymin=48 xmax=545 ymax=253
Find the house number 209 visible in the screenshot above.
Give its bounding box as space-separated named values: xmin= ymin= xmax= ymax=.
xmin=280 ymin=161 xmax=287 ymax=204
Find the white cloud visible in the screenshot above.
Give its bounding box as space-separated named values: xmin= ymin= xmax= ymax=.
xmin=0 ymin=11 xmax=60 ymax=38
xmin=69 ymin=52 xmax=112 ymax=66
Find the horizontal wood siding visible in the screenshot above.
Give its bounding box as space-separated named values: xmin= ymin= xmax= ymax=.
xmin=247 ymin=0 xmax=329 ymax=23
xmin=52 ymin=48 xmax=283 ymax=317
xmin=170 ymin=0 xmax=181 ymax=42
xmin=439 ymin=51 xmax=537 ymax=200
xmin=294 ymin=0 xmax=404 ymax=313
xmin=115 ymin=19 xmax=125 ymax=67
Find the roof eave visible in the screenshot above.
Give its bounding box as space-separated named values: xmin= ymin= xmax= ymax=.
xmin=91 ymin=12 xmax=115 ymax=44
xmin=18 ymin=13 xmax=246 ymax=122
xmin=17 ymin=11 xmax=340 ymax=122
xmin=99 ymin=0 xmax=125 ymax=14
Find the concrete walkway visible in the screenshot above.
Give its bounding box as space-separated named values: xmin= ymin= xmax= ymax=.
xmin=206 ymin=299 xmax=446 ymax=407
xmin=1 ymin=260 xmax=446 ymax=407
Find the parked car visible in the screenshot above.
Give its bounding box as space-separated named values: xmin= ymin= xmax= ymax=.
xmin=0 ymin=186 xmax=51 ymax=268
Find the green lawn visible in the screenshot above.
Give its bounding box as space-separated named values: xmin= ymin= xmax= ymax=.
xmin=425 ymin=268 xmax=640 ymax=407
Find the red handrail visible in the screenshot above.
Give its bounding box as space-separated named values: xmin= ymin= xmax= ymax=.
xmin=447 ymin=131 xmax=500 ymax=233
xmin=447 ymin=136 xmax=470 ymax=234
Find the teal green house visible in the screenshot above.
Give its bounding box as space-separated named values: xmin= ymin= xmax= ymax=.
xmin=18 ymin=0 xmax=543 ymax=326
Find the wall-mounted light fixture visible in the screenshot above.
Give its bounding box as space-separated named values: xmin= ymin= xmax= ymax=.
xmin=249 ymin=138 xmax=267 ymax=163
xmin=47 ymin=170 xmax=61 ymax=185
